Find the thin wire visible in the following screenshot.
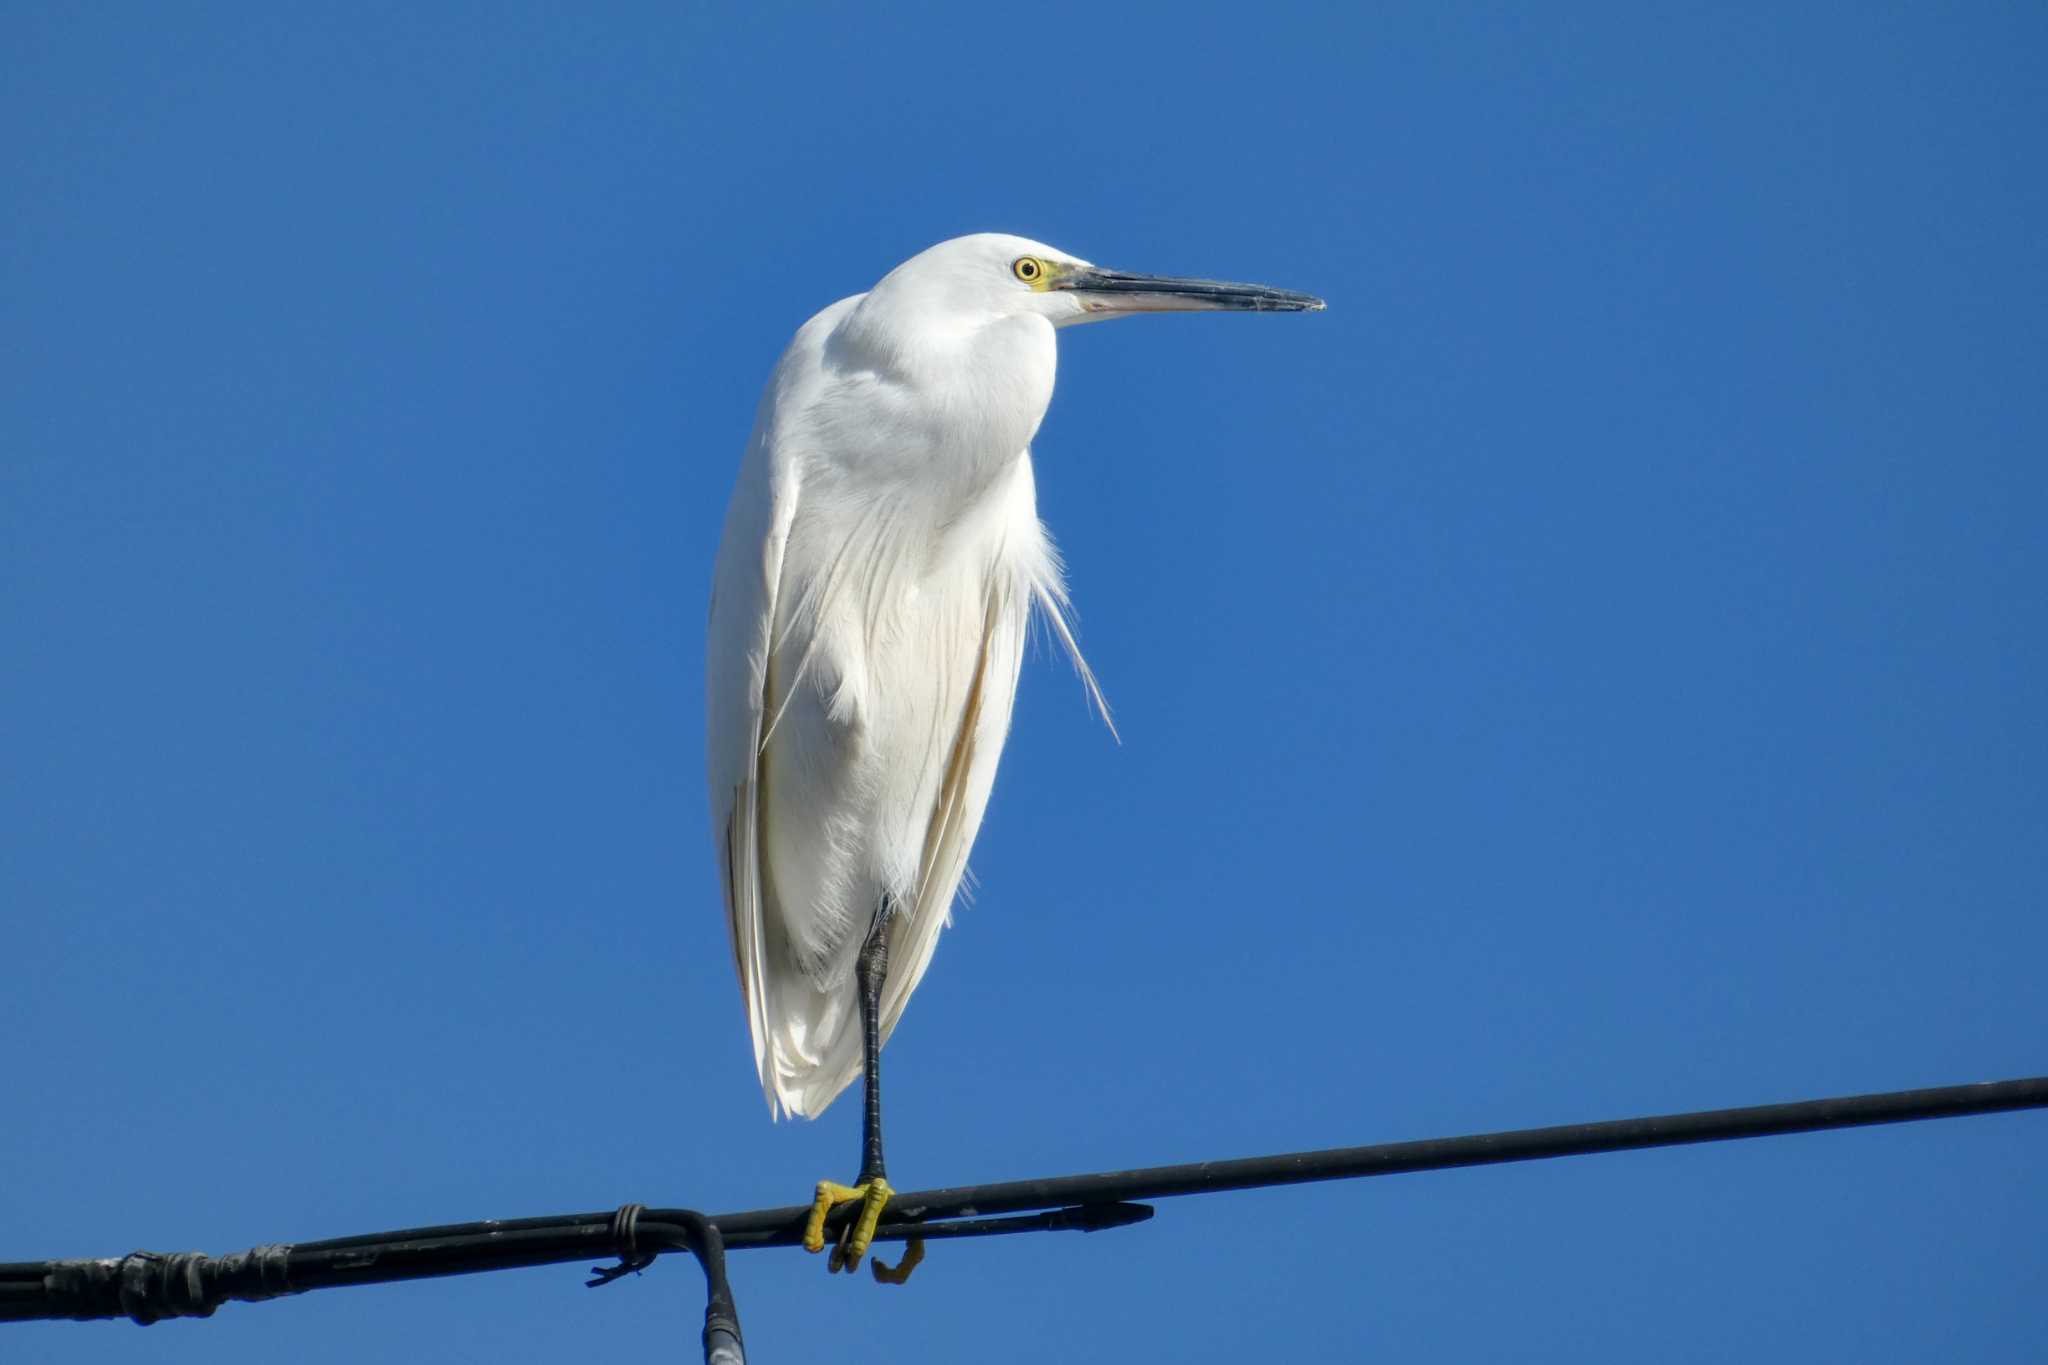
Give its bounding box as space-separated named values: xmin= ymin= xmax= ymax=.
xmin=4 ymin=1075 xmax=2042 ymax=1328
xmin=731 ymin=1073 xmax=2048 ymax=1246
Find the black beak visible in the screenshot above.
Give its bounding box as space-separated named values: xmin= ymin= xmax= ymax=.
xmin=1053 ymin=266 xmax=1325 ymax=314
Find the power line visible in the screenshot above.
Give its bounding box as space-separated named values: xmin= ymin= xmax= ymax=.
xmin=6 ymin=1075 xmax=2043 ymax=1361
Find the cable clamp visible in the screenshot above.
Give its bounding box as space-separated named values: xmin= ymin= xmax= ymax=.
xmin=587 ymin=1203 xmax=655 ymax=1288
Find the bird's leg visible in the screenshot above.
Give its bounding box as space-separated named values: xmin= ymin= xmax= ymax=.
xmin=804 ymin=896 xmax=921 ymax=1282
xmin=855 ymin=893 xmax=892 ymax=1188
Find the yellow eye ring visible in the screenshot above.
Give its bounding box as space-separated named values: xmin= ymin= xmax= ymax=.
xmin=1011 ymin=256 xmax=1044 ymax=283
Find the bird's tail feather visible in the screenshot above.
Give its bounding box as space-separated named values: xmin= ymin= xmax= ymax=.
xmin=759 ymin=935 xmax=864 ymax=1120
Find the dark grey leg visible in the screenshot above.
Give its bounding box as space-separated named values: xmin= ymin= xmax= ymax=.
xmin=804 ymin=893 xmax=920 ymax=1281
xmin=855 ymin=895 xmax=894 ymax=1187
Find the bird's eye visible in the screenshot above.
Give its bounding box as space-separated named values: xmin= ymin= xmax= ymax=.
xmin=1011 ymin=256 xmax=1044 ymax=283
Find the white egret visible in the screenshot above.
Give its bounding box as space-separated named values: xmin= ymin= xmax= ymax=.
xmin=707 ymin=233 xmax=1321 ymax=1280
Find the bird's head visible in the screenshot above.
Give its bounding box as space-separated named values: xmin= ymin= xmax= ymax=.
xmin=864 ymin=233 xmax=1325 ymax=333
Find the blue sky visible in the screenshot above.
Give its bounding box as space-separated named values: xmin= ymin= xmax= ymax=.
xmin=4 ymin=3 xmax=2044 ymax=1361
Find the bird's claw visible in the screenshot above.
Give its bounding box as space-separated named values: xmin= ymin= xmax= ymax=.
xmin=804 ymin=1177 xmax=895 ymax=1274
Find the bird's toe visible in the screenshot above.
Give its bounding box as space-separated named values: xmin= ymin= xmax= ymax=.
xmin=804 ymin=1177 xmax=898 ymax=1275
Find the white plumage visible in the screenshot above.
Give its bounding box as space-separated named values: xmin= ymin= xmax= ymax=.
xmin=707 ymin=233 xmax=1319 ymax=1121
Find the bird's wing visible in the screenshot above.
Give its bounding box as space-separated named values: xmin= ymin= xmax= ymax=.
xmin=874 ymin=577 xmax=1025 ymax=1039
xmin=874 ymin=463 xmax=1106 ymax=1042
xmin=706 ymin=427 xmax=801 ymax=1089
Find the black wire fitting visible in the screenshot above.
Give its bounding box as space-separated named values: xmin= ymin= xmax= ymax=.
xmin=587 ymin=1203 xmax=656 ymax=1287
xmin=589 ymin=1206 xmax=742 ymax=1365
xmin=37 ymin=1244 xmax=295 ymax=1325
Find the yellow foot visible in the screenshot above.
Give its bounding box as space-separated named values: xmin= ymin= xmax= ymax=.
xmin=870 ymin=1236 xmax=924 ymax=1285
xmin=802 ymin=1177 xmax=895 ymax=1274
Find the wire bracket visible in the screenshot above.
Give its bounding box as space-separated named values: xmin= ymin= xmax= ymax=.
xmin=586 ymin=1203 xmax=655 ymax=1288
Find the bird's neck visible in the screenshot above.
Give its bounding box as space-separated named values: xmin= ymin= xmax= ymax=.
xmin=824 ymin=309 xmax=1057 ymax=503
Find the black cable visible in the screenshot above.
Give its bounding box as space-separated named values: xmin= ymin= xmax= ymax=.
xmin=4 ymin=1075 xmax=2041 ymax=1331
xmin=705 ymin=1074 xmax=2048 ymax=1248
